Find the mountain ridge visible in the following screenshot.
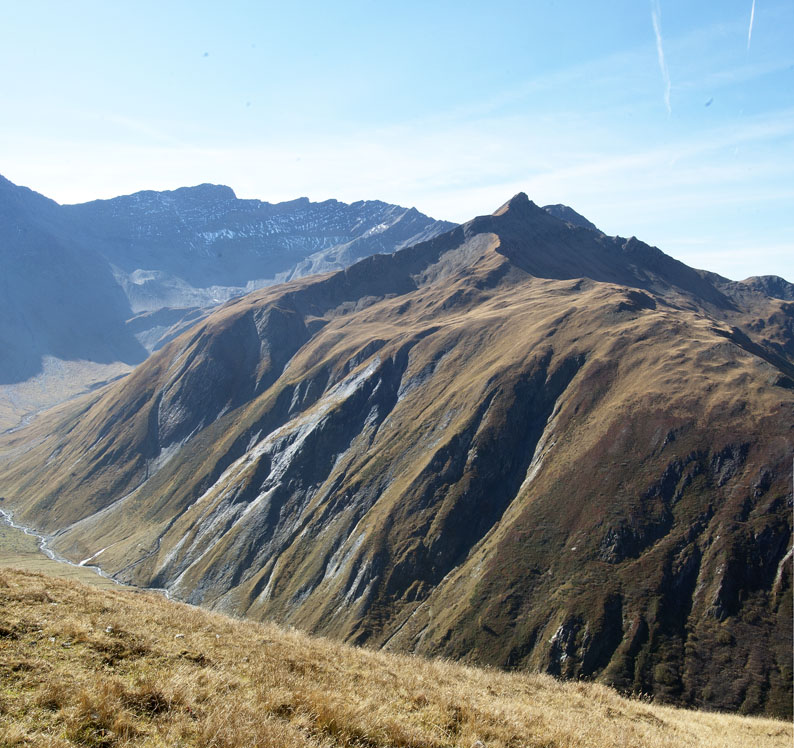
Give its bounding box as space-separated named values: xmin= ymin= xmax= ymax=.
xmin=0 ymin=192 xmax=791 ymax=716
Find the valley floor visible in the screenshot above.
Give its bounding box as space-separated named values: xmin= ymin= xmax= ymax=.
xmin=0 ymin=519 xmax=119 ymax=590
xmin=0 ymin=359 xmax=131 ymax=433
xmin=0 ymin=568 xmax=790 ymax=748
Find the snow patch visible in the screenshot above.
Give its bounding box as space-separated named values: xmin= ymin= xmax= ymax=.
xmin=79 ymin=547 xmax=108 ymax=566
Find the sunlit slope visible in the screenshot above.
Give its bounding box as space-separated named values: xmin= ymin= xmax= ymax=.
xmin=1 ymin=569 xmax=791 ymax=748
xmin=0 ymin=194 xmax=791 ymax=716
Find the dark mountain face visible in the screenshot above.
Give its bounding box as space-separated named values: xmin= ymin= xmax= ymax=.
xmin=0 ymin=177 xmax=147 ymax=384
xmin=739 ymin=275 xmax=794 ymax=301
xmin=0 ymin=175 xmax=453 ymax=426
xmin=1 ymin=194 xmax=790 ymax=717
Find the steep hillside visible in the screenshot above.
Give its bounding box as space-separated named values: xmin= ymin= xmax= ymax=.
xmin=1 ymin=569 xmax=790 ymax=748
xmin=0 ymin=195 xmax=791 ymax=717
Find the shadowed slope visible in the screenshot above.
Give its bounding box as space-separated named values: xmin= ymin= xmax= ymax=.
xmin=0 ymin=176 xmax=147 ymax=384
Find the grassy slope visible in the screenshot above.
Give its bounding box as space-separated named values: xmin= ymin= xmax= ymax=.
xmin=0 ymin=568 xmax=791 ymax=748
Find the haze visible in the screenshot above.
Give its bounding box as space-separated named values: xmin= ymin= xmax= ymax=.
xmin=1 ymin=0 xmax=792 ymax=280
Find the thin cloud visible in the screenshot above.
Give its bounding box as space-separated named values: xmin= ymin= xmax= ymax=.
xmin=747 ymin=0 xmax=756 ymax=50
xmin=651 ymin=0 xmax=672 ymax=115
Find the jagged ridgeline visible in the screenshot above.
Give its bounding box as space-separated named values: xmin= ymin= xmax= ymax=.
xmin=0 ymin=194 xmax=791 ymax=717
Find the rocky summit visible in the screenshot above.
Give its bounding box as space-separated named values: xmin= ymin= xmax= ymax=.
xmin=0 ymin=193 xmax=791 ymax=717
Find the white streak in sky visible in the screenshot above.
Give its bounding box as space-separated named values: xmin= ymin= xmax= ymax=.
xmin=651 ymin=1 xmax=672 ymax=116
xmin=747 ymin=0 xmax=756 ymax=50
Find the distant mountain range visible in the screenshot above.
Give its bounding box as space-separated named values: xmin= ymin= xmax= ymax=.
xmin=1 ymin=192 xmax=790 ymax=717
xmin=0 ymin=175 xmax=454 ymax=428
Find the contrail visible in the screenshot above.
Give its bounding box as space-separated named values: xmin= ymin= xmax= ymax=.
xmin=747 ymin=0 xmax=756 ymax=50
xmin=651 ymin=0 xmax=671 ymax=115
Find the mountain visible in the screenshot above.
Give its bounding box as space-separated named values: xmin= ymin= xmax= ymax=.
xmin=0 ymin=194 xmax=791 ymax=717
xmin=61 ymin=185 xmax=455 ymax=313
xmin=0 ymin=175 xmax=148 ymax=385
xmin=0 ymin=175 xmax=453 ymax=429
xmin=0 ymin=175 xmax=148 ymax=432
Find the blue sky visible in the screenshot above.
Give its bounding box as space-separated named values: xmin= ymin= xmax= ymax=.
xmin=2 ymin=0 xmax=792 ymax=281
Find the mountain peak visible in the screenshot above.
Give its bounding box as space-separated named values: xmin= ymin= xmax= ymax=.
xmin=492 ymin=192 xmax=535 ymax=217
xmin=173 ymin=183 xmax=237 ymax=201
xmin=740 ymin=274 xmax=794 ymax=300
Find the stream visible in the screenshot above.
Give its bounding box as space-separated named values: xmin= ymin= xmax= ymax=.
xmin=0 ymin=507 xmax=120 ymax=584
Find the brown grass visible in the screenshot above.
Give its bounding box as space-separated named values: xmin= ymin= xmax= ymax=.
xmin=0 ymin=568 xmax=789 ymax=747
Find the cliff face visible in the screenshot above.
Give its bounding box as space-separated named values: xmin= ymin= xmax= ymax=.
xmin=1 ymin=194 xmax=791 ymax=717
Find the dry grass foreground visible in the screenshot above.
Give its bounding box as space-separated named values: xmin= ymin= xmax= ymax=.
xmin=0 ymin=569 xmax=789 ymax=748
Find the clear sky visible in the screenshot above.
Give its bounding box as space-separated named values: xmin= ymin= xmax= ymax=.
xmin=2 ymin=0 xmax=792 ymax=281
